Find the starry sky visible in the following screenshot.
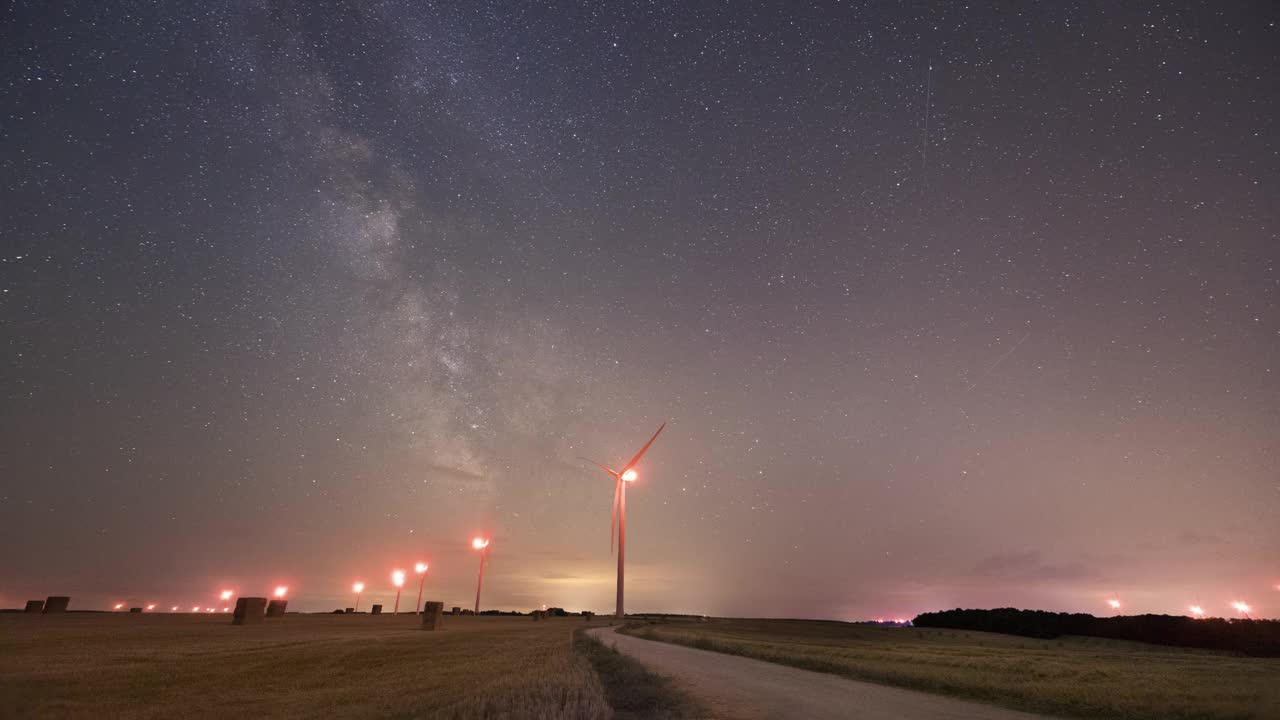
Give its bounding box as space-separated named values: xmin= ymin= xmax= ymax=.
xmin=2 ymin=2 xmax=1277 ymax=619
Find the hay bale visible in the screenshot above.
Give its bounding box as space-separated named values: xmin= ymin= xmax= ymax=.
xmin=42 ymin=596 xmax=70 ymax=613
xmin=266 ymin=599 xmax=288 ymax=617
xmin=583 ymin=611 xmax=594 ymax=621
xmin=421 ymin=601 xmax=444 ymax=630
xmin=371 ymin=604 xmax=383 ymax=615
xmin=24 ymin=600 xmax=44 ymax=613
xmin=129 ymin=607 xmax=142 ymax=613
xmin=451 ymin=606 xmax=461 ymax=616
xmin=232 ymin=597 xmax=267 ymax=625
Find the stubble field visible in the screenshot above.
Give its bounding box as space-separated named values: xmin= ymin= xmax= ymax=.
xmin=1 ymin=612 xmax=616 ymax=719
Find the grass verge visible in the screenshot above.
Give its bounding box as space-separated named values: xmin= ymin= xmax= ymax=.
xmin=575 ymin=628 xmax=704 ymax=719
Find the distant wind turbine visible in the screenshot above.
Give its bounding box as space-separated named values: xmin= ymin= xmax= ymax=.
xmin=580 ymin=421 xmax=666 ymax=618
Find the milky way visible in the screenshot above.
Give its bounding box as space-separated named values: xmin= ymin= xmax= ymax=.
xmin=2 ymin=2 xmax=1277 ymax=619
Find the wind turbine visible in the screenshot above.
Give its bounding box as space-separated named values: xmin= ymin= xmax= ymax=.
xmin=414 ymin=562 xmax=429 ymax=614
xmin=580 ymin=421 xmax=666 ymax=618
xmin=472 ymin=537 xmax=490 ymax=614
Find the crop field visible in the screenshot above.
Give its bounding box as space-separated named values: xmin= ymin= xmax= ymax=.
xmin=621 ymin=617 xmax=1280 ymax=720
xmin=1 ymin=612 xmax=618 ymax=719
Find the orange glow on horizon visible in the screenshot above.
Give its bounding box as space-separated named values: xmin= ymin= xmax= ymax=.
xmin=1108 ymin=599 xmax=1121 ymax=610
xmin=1190 ymin=605 xmax=1205 ymax=617
xmin=113 ymin=603 xmax=124 ymax=610
xmin=145 ymin=604 xmax=156 ymax=611
xmin=220 ymin=590 xmax=233 ymax=601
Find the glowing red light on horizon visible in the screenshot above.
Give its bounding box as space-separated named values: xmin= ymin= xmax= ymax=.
xmin=353 ymin=581 xmax=365 ymax=593
xmin=1190 ymin=605 xmax=1206 ymax=618
xmin=191 ymin=606 xmax=200 ymax=612
xmin=113 ymin=603 xmax=124 ymax=610
xmin=220 ymin=590 xmax=233 ymax=601
xmin=1108 ymin=599 xmax=1121 ymax=610
xmin=146 ymin=604 xmax=156 ymax=611
xmin=274 ymin=586 xmax=288 ymax=598
xmin=1232 ymin=601 xmax=1251 ymax=615
xmin=622 ymin=469 xmax=638 ymax=482
xmin=222 ymin=607 xmax=230 ymax=613
xmin=472 ymin=537 xmax=490 ymax=550
xmin=392 ymin=570 xmax=406 ymax=587
xmin=170 ymin=606 xmax=179 ymax=612
xmin=415 ymin=562 xmax=428 ymax=573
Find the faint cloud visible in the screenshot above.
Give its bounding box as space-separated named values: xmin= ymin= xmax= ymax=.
xmin=972 ymin=551 xmax=1093 ymax=581
xmin=425 ymin=464 xmax=486 ymax=483
xmin=1176 ymin=529 xmax=1228 ymax=547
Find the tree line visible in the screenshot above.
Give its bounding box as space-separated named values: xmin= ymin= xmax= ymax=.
xmin=911 ymin=608 xmax=1280 ymax=657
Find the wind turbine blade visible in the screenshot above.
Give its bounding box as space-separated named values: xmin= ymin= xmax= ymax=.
xmin=611 ymin=478 xmax=620 ymax=556
xmin=621 ymin=422 xmax=666 ymax=473
xmin=577 ymin=456 xmax=620 ymax=478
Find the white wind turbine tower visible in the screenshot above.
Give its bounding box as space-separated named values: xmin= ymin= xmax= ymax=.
xmin=580 ymin=421 xmax=666 ymax=618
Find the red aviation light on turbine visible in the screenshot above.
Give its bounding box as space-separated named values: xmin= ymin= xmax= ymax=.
xmin=472 ymin=537 xmax=490 ymax=550
xmin=353 ymin=581 xmax=365 ymax=593
xmin=621 ymin=468 xmax=638 ymax=482
xmin=1190 ymin=605 xmax=1206 ymax=618
xmin=415 ymin=562 xmax=429 ymax=574
xmin=392 ymin=570 xmax=406 ymax=587
xmin=220 ymin=590 xmax=234 ymax=601
xmin=274 ymin=586 xmax=288 ymax=599
xmin=1108 ymin=599 xmax=1121 ymax=610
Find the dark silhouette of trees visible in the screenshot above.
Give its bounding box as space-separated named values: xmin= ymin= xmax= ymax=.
xmin=912 ymin=608 xmax=1280 ymax=657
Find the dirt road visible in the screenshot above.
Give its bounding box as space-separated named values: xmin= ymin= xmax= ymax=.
xmin=588 ymin=626 xmax=1055 ymax=719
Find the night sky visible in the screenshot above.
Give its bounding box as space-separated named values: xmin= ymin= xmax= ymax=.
xmin=2 ymin=2 xmax=1277 ymax=619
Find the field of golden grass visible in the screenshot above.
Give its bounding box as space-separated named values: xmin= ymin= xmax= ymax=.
xmin=1 ymin=612 xmax=615 ymax=719
xmin=621 ymin=617 xmax=1280 ymax=720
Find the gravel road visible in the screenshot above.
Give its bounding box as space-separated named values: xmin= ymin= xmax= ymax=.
xmin=588 ymin=626 xmax=1056 ymax=720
